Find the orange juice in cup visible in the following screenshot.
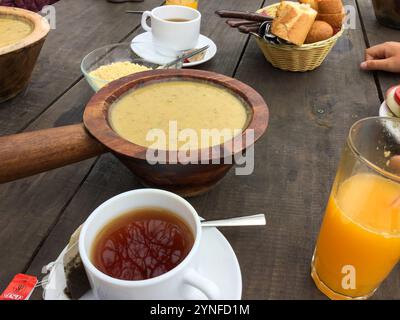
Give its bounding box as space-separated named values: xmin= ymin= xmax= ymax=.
xmin=166 ymin=0 xmax=198 ymax=9
xmin=312 ymin=117 xmax=400 ymax=300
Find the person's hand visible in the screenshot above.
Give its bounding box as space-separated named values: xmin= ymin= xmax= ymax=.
xmin=360 ymin=42 xmax=400 ymax=73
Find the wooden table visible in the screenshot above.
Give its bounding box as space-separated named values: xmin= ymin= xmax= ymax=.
xmin=0 ymin=0 xmax=399 ymax=300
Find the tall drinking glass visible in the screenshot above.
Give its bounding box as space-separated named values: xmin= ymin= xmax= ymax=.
xmin=312 ymin=117 xmax=400 ymax=300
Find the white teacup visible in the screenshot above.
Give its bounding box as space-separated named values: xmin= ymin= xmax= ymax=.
xmin=79 ymin=188 xmax=220 ymax=300
xmin=141 ymin=5 xmax=201 ymax=56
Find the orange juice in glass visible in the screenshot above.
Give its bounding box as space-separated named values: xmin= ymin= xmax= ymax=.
xmin=166 ymin=0 xmax=198 ymax=9
xmin=312 ymin=117 xmax=400 ymax=300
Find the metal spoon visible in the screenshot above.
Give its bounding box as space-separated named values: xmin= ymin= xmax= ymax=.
xmin=126 ymin=10 xmax=145 ymax=14
xmin=201 ymin=214 xmax=266 ymax=228
xmin=161 ymin=45 xmax=209 ymax=69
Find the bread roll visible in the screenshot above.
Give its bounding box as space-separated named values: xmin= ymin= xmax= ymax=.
xmin=305 ymin=20 xmax=334 ymax=43
xmin=298 ymin=0 xmax=319 ymax=11
xmin=318 ymin=0 xmax=344 ymax=14
xmin=271 ymin=1 xmax=317 ymax=46
xmin=317 ymin=12 xmax=345 ymax=28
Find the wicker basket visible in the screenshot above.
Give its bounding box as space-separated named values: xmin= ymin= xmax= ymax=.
xmin=256 ymin=3 xmax=344 ymax=72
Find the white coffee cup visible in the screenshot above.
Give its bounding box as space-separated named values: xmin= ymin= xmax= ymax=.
xmin=141 ymin=5 xmax=201 ymax=56
xmin=79 ymin=188 xmax=220 ymax=300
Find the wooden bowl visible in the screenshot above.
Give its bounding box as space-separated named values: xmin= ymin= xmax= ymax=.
xmin=0 ymin=69 xmax=269 ymax=198
xmin=0 ymin=7 xmax=50 ymax=102
xmin=84 ymin=69 xmax=269 ymax=197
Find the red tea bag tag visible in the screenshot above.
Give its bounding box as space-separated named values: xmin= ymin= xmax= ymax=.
xmin=0 ymin=274 xmax=38 ymax=300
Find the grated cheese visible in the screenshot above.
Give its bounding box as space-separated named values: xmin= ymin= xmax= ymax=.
xmin=89 ymin=61 xmax=151 ymax=82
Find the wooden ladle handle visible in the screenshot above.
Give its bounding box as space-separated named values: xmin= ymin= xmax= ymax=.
xmin=0 ymin=123 xmax=107 ymax=183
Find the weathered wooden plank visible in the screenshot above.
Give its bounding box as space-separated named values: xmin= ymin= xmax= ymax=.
xmin=225 ymin=0 xmax=399 ymax=299
xmin=23 ymin=0 xmax=400 ymax=300
xmin=0 ymin=0 xmax=156 ymax=135
xmin=186 ymin=0 xmax=256 ymax=75
xmin=356 ymin=0 xmax=400 ymax=99
xmin=0 ymin=0 xmax=164 ymax=292
xmin=26 ymin=154 xmax=142 ymax=300
xmin=0 ymin=81 xmax=97 ymax=293
xmin=6 ymin=0 xmax=266 ymax=300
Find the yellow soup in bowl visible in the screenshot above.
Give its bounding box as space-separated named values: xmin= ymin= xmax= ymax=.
xmin=0 ymin=17 xmax=33 ymax=48
xmin=109 ymin=81 xmax=250 ymax=150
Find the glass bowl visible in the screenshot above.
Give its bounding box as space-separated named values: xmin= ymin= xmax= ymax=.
xmin=81 ymin=43 xmax=182 ymax=92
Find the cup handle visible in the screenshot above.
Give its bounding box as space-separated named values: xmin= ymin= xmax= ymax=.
xmin=141 ymin=11 xmax=152 ymax=32
xmin=183 ymin=268 xmax=220 ymax=300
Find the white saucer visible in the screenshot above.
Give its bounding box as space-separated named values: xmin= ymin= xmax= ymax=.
xmin=42 ymin=226 xmax=242 ymax=300
xmin=131 ymin=32 xmax=217 ymax=67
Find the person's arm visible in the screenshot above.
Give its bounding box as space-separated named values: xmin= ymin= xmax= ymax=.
xmin=360 ymin=42 xmax=400 ymax=73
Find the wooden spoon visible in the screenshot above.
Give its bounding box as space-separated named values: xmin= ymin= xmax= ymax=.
xmin=226 ymin=19 xmax=260 ymax=28
xmin=215 ymin=10 xmax=272 ymax=22
xmin=238 ymin=24 xmax=261 ymax=34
